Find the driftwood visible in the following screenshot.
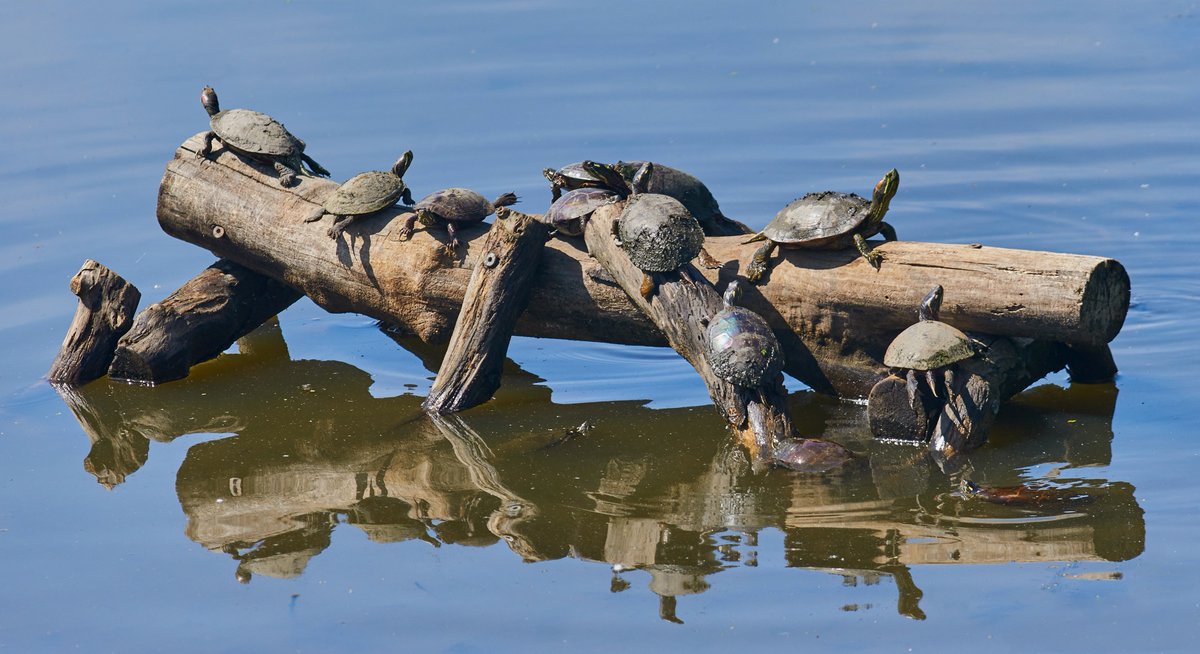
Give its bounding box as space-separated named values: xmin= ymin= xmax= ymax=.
xmin=424 ymin=208 xmax=549 ymax=413
xmin=108 ymin=259 xmax=301 ymax=384
xmin=48 ymin=259 xmax=141 ymax=385
xmin=157 ymin=133 xmax=1129 ymax=399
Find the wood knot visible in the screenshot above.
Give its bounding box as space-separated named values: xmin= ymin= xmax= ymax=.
xmin=484 ymin=252 xmax=499 ymax=268
xmin=212 ymin=225 xmax=225 ymax=239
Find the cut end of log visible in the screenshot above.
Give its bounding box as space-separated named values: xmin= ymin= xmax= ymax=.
xmin=48 ymin=259 xmax=141 ymax=386
xmin=1081 ymin=258 xmax=1131 ymax=345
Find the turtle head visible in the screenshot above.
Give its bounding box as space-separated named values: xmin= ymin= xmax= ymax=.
xmin=631 ymin=161 xmax=654 ymax=195
xmin=581 ymin=161 xmax=631 ymax=196
xmin=869 ymin=168 xmax=900 ymax=223
xmin=391 ymin=150 xmax=414 ymax=178
xmin=919 ymin=285 xmax=943 ymax=321
xmin=543 ymin=168 xmax=560 ymax=184
xmin=201 ymin=86 xmax=220 ymax=116
xmin=722 ymin=280 xmax=742 ymax=308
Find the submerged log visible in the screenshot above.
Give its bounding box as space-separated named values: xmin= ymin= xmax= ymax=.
xmin=157 ymin=133 xmax=1129 ymax=398
xmin=108 ymin=259 xmax=301 ymax=384
xmin=48 ymin=259 xmax=141 ymax=385
xmin=424 ymin=208 xmax=550 ymax=413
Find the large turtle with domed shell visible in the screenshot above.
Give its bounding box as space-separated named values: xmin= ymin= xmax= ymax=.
xmin=744 ymin=169 xmax=899 ymax=283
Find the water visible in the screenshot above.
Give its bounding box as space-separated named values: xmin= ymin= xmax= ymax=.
xmin=2 ymin=1 xmax=1198 ymax=651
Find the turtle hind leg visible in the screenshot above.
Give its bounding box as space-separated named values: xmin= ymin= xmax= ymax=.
xmin=905 ymin=370 xmax=922 ymax=413
xmin=273 ymin=161 xmax=299 ymax=188
xmin=302 ymin=153 xmax=331 ymax=178
xmin=639 ymin=273 xmax=657 ymax=300
xmin=744 ymin=241 xmax=777 ymax=284
xmin=303 ymin=208 xmax=327 ymax=223
xmin=878 ymin=221 xmax=898 ymax=242
xmin=445 ymin=222 xmax=461 ymax=255
xmin=696 ymin=247 xmax=722 ymax=270
xmin=327 ymin=215 xmax=354 ymax=239
xmin=853 ymin=232 xmax=883 ymax=270
xmin=200 ymin=131 xmax=219 ymax=157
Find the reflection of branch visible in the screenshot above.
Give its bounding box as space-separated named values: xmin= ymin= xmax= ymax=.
xmin=427 ymin=412 xmax=530 ymax=508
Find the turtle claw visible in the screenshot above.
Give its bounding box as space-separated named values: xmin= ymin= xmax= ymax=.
xmin=867 ymin=250 xmax=884 ymax=271
xmin=697 ymin=247 xmax=723 ymax=270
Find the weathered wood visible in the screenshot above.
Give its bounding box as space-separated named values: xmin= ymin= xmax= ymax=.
xmin=48 ymin=259 xmax=141 ymax=385
xmin=108 ymin=259 xmax=302 ymax=384
xmin=157 ymin=133 xmax=1129 ymax=397
xmin=424 ymin=208 xmax=549 ymax=413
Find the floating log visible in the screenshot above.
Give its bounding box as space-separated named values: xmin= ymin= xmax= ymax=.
xmin=424 ymin=208 xmax=550 ymax=413
xmin=48 ymin=259 xmax=141 ymax=385
xmin=157 ymin=134 xmax=1129 ymax=398
xmin=108 ymin=259 xmax=301 ymax=384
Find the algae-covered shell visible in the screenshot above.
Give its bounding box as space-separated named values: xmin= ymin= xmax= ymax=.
xmin=883 ymin=320 xmax=975 ymax=371
xmin=616 ymin=194 xmax=705 ymax=272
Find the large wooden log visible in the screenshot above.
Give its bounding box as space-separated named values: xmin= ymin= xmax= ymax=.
xmin=48 ymin=259 xmax=141 ymax=385
xmin=157 ymin=134 xmax=1129 ymax=397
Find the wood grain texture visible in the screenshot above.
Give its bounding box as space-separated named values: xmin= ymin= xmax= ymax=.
xmin=48 ymin=259 xmax=141 ymax=385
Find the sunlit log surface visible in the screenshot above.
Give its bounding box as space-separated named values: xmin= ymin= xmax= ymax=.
xmin=157 ymin=133 xmax=1129 ymax=397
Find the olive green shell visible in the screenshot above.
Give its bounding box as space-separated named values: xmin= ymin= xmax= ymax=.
xmin=616 ymin=194 xmax=705 ymax=272
xmin=758 ymin=191 xmax=876 ymax=246
xmin=706 ymin=305 xmax=784 ymax=388
xmin=324 ymin=171 xmax=407 ymax=216
xmin=415 ymin=188 xmax=496 ymax=224
xmin=883 ymin=320 xmax=975 ymax=370
xmin=209 ymin=109 xmax=301 ymax=157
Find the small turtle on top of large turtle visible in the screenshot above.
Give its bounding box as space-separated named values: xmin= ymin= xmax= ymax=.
xmin=543 ymin=162 xmax=609 ymax=201
xmin=398 ymin=188 xmax=519 ymax=253
xmin=306 ymin=151 xmax=414 ymax=240
xmin=883 ymin=285 xmax=977 ymax=413
xmin=743 ymin=168 xmax=899 ymax=283
xmin=198 ymin=86 xmax=330 ymax=188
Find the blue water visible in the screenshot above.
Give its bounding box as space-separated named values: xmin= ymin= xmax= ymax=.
xmin=2 ymin=1 xmax=1199 ymax=651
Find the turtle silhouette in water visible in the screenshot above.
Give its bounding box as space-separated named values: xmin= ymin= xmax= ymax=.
xmin=744 ymin=168 xmax=899 ymax=282
xmin=198 ymin=86 xmax=330 ymax=188
xmin=307 ymin=151 xmax=414 ymax=239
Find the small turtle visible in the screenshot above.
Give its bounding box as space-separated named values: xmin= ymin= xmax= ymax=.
xmin=744 ymin=168 xmax=899 ymax=282
xmin=611 ymin=163 xmax=707 ymax=299
xmin=543 ymin=161 xmax=611 ymax=201
xmin=398 ymin=188 xmax=519 ymax=252
xmin=306 ymin=151 xmax=414 ymax=239
xmin=614 ymin=160 xmax=749 ymax=236
xmin=199 ymin=86 xmax=330 ymax=188
xmin=545 ymin=187 xmax=620 ymax=237
xmin=883 ymin=285 xmax=977 ymax=417
xmin=705 ymin=281 xmax=784 ymax=388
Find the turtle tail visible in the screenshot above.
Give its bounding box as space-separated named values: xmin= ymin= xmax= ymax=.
xmin=741 ymin=232 xmax=768 ymax=245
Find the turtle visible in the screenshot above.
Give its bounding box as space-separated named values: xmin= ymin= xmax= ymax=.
xmin=705 ymin=281 xmax=784 ymax=388
xmin=544 ymin=187 xmax=621 ymax=237
xmin=609 ymin=162 xmax=708 ymax=299
xmin=543 ymin=161 xmax=611 ymax=201
xmin=305 ymin=151 xmax=414 ymax=239
xmin=743 ymin=168 xmax=899 ymax=283
xmin=398 ymin=188 xmax=519 ymax=253
xmin=613 ymin=160 xmax=750 ymax=236
xmin=199 ymin=86 xmax=330 ymax=188
xmin=883 ymin=285 xmax=977 ymax=418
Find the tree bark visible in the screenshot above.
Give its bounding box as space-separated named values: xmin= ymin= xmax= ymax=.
xmin=424 ymin=208 xmax=550 ymax=413
xmin=108 ymin=259 xmax=301 ymax=384
xmin=48 ymin=259 xmax=141 ymax=385
xmin=157 ymin=133 xmax=1129 ymax=398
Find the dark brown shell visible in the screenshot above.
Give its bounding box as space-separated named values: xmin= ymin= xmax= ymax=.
xmin=546 ymin=188 xmax=619 ymax=236
xmin=415 ymin=188 xmax=494 ymax=224
xmin=758 ymin=191 xmax=873 ymax=245
xmin=616 ymin=194 xmax=705 ymax=272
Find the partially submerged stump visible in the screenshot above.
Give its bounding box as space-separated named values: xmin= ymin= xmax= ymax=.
xmin=48 ymin=259 xmax=141 ymax=386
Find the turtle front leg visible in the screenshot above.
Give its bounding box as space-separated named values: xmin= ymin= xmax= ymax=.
xmin=273 ymin=161 xmax=299 ymax=188
xmin=396 ymin=213 xmax=418 ymax=240
xmin=303 ymin=208 xmax=327 ymax=223
xmin=744 ymin=241 xmax=777 ymax=284
xmin=853 ymin=232 xmax=883 ymax=270
xmin=446 ymin=222 xmax=461 ymax=254
xmin=640 ymin=273 xmax=657 ymax=300
xmin=400 ymin=187 xmax=414 ymax=206
xmin=905 ymin=369 xmax=921 ymax=413
xmin=878 ymin=221 xmax=898 ymax=242
xmin=200 ymin=131 xmax=218 ymax=157
xmin=327 ymin=215 xmax=354 ymax=239
xmin=301 ymin=153 xmax=331 ymax=178
xmin=696 ymin=247 xmax=723 ymax=270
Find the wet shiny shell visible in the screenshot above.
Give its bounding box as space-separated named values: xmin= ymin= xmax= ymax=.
xmin=616 ymin=194 xmax=705 ymax=272
xmin=615 ymin=160 xmax=723 ymax=226
xmin=324 ymin=171 xmax=406 ymax=215
xmin=555 ymin=162 xmax=604 ymax=185
xmin=759 ymin=191 xmax=872 ymax=245
xmin=883 ymin=320 xmax=975 ymax=370
xmin=546 ymin=188 xmax=618 ymax=236
xmin=705 ymin=306 xmax=784 ymax=388
xmin=210 ymin=109 xmax=300 ymax=157
xmin=415 ymin=188 xmax=493 ymax=224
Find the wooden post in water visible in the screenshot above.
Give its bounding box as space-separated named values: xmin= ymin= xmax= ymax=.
xmin=48 ymin=259 xmax=142 ymax=386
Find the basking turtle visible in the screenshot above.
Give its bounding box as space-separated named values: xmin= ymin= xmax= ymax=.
xmin=199 ymin=86 xmax=330 ymax=188
xmin=543 ymin=162 xmax=609 ymax=201
xmin=611 ymin=163 xmax=707 ymax=299
xmin=306 ymin=151 xmax=414 ymax=239
xmin=744 ymin=168 xmax=899 ymax=282
xmin=883 ymin=285 xmax=977 ymax=414
xmin=614 ymin=160 xmax=749 ymax=236
xmin=398 ymin=188 xmax=519 ymax=252
xmin=545 ymin=187 xmax=620 ymax=237
xmin=705 ymin=281 xmax=784 ymax=388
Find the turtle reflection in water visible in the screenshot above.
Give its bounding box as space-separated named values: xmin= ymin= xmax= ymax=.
xmin=307 ymin=151 xmax=415 ymax=239
xmin=198 ymin=86 xmax=330 ymax=188
xmin=705 ymin=281 xmax=855 ymax=473
xmin=744 ymin=168 xmax=899 ymax=283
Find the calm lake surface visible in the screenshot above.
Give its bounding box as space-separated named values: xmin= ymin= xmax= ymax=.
xmin=2 ymin=1 xmax=1198 ymax=651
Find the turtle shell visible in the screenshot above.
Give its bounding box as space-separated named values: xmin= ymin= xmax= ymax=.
xmin=210 ymin=109 xmax=300 ymax=157
xmin=546 ymin=188 xmax=618 ymax=236
xmin=415 ymin=188 xmax=494 ymax=224
xmin=553 ymin=162 xmax=604 ymax=186
xmin=324 ymin=171 xmax=406 ymax=216
xmin=759 ymin=191 xmax=872 ymax=245
xmin=615 ymin=161 xmax=723 ymax=228
xmin=705 ymin=305 xmax=784 ymax=388
xmin=616 ymin=194 xmax=705 ymax=272
xmin=883 ymin=320 xmax=975 ymax=370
